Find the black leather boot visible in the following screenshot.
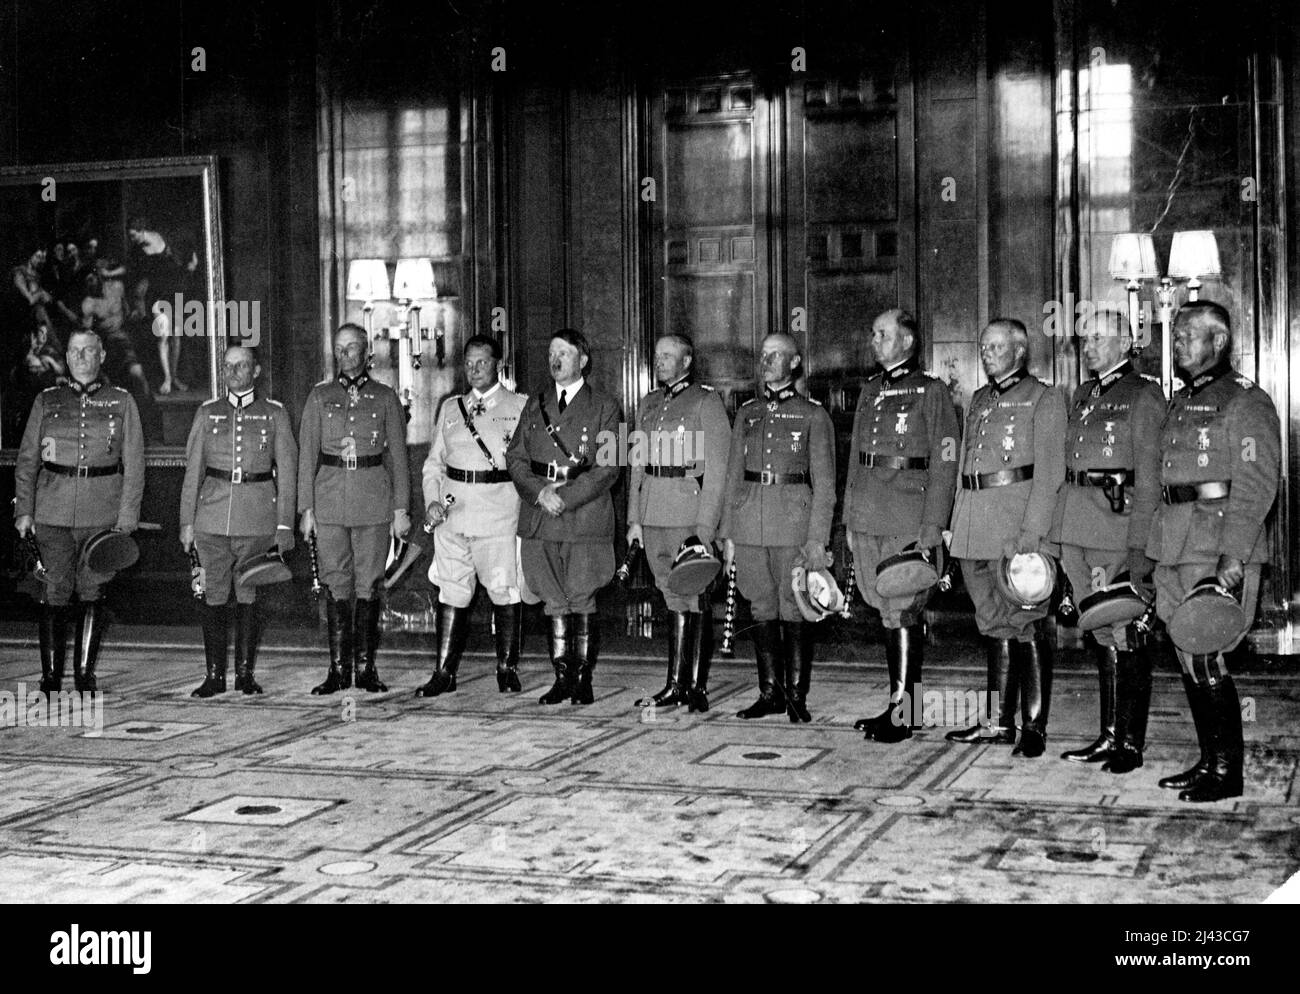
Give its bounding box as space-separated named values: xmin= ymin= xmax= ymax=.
xmin=311 ymin=598 xmax=351 ymax=695
xmin=73 ymin=600 xmax=104 ymax=694
xmin=686 ymin=610 xmax=711 ymax=713
xmin=539 ymin=614 xmax=572 ymax=705
xmin=494 ymin=602 xmax=523 ymax=692
xmin=635 ymin=610 xmax=689 ymax=708
xmin=39 ymin=604 xmax=69 ymax=694
xmin=1103 ymin=645 xmax=1152 ymax=774
xmin=737 ymin=619 xmax=786 ymax=718
xmin=782 ymin=620 xmax=814 ymax=723
xmin=1013 ymin=632 xmax=1052 ymax=758
xmin=946 ymin=638 xmax=1018 ymax=744
xmin=192 ymin=601 xmax=229 ymax=698
xmin=1159 ymin=672 xmax=1214 ymax=789
xmin=417 ymin=603 xmax=470 ymax=697
xmin=1061 ymin=643 xmax=1117 ymax=762
xmin=865 ymin=624 xmax=922 ymax=743
xmin=233 ymin=602 xmax=263 ymax=694
xmin=570 ymin=613 xmax=598 ymax=705
xmin=1179 ymin=675 xmax=1244 ymax=803
xmin=353 ymin=598 xmax=387 ymax=692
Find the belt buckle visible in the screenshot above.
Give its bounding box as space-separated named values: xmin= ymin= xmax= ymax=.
xmin=230 ymin=467 xmax=243 ymax=484
xmin=344 ymin=453 xmax=358 ymax=471
xmin=76 ymin=464 xmax=90 ymax=478
xmin=546 ymin=460 xmax=561 ymax=481
xmin=760 ymin=470 xmax=774 ymax=485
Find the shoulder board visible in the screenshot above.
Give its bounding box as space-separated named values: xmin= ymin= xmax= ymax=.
xmin=1138 ymin=373 xmax=1159 ymax=383
xmin=919 ymin=369 xmax=941 ymax=381
xmin=807 ymin=397 xmax=823 ymax=407
xmin=739 ymin=397 xmax=759 ymax=408
xmin=699 ymin=383 xmax=715 ymax=391
xmin=1234 ymin=375 xmax=1255 ymax=389
xmin=40 ymin=385 xmax=60 ymax=394
xmin=199 ymin=397 xmax=223 ymax=408
xmin=265 ymin=398 xmax=284 ymax=408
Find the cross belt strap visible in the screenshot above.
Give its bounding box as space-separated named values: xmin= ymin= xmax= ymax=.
xmin=319 ymin=452 xmax=384 ymax=470
xmin=446 ymin=465 xmax=511 ymax=484
xmin=859 ymin=453 xmax=930 ymax=470
xmin=536 ymin=391 xmax=583 ymax=468
xmin=531 ymin=460 xmax=589 ymax=481
xmin=206 ymin=467 xmax=274 ymax=484
xmin=744 ymin=469 xmax=809 ymax=486
xmin=960 ymin=465 xmax=1034 ymax=490
xmin=457 ymin=396 xmax=500 ymax=470
xmin=1066 ymin=468 xmax=1134 ymax=487
xmin=1162 ymin=481 xmax=1231 ymax=504
xmin=41 ymin=461 xmax=122 ymax=478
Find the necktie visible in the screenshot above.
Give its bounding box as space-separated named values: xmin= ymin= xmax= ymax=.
xmin=558 ymin=390 xmax=567 ymax=413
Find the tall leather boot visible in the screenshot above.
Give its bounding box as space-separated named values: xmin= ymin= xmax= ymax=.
xmin=233 ymin=602 xmax=263 ymax=695
xmin=311 ymin=598 xmax=351 ymax=695
xmin=1013 ymin=631 xmax=1053 ymax=758
xmin=39 ymin=604 xmax=69 ymax=693
xmin=866 ymin=624 xmax=923 ymax=743
xmin=416 ymin=603 xmax=470 ymax=697
xmin=635 ymin=610 xmax=689 ymax=708
xmin=1159 ymin=673 xmax=1214 ymax=789
xmin=1179 ymin=675 xmax=1244 ymax=803
xmin=782 ymin=620 xmax=814 ymax=724
xmin=353 ymin=598 xmax=387 ymax=692
xmin=946 ymin=638 xmax=1018 ymax=744
xmin=737 ymin=619 xmax=786 ymax=718
xmin=192 ymin=601 xmax=229 ymax=698
xmin=1103 ymin=644 xmax=1152 ymax=774
xmin=1061 ymin=642 xmax=1117 ymax=762
xmin=686 ymin=610 xmax=711 ymax=713
xmin=73 ymin=601 xmax=104 ymax=694
xmin=539 ymin=614 xmax=572 ymax=705
xmin=494 ymin=602 xmax=523 ymax=692
xmin=570 ymin=613 xmax=598 ymax=705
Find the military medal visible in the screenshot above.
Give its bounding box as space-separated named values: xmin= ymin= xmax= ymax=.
xmin=471 ymin=398 xmax=487 ymax=417
xmin=767 ymin=400 xmax=778 ymax=413
xmin=1001 ymin=434 xmax=1015 ymax=451
xmin=791 ymin=430 xmax=803 ymax=453
xmin=341 ymin=436 xmax=357 ymax=458
xmin=895 ymin=412 xmax=909 ymax=434
xmin=1198 ymin=453 xmax=1209 ymax=467
xmin=1103 ymin=447 xmax=1113 ymax=458
xmin=370 ymin=430 xmax=379 ymax=446
xmin=1196 ymin=427 xmax=1211 ymax=451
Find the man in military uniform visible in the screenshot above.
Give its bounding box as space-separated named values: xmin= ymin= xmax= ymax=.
xmin=946 ymin=318 xmax=1065 ymax=756
xmin=721 ymin=332 xmax=835 ymax=723
xmin=847 ymin=309 xmax=959 ymax=742
xmin=1148 ymin=301 xmax=1279 ymax=802
xmin=299 ymin=323 xmax=411 ymax=694
xmin=179 ymin=346 xmax=297 ymax=697
xmin=507 ymin=328 xmax=622 ymax=705
xmin=417 ymin=334 xmax=528 ymax=697
xmin=1053 ymin=308 xmax=1164 ymax=771
xmin=14 ymin=328 xmax=144 ymax=694
xmin=627 ymin=333 xmax=731 ymax=712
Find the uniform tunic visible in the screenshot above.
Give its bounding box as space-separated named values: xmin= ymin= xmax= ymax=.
xmin=14 ymin=377 xmax=145 ymax=605
xmin=844 ymin=357 xmax=959 ymax=628
xmin=1146 ymin=361 xmax=1280 ymax=659
xmin=719 ymin=385 xmax=835 ymax=622
xmin=950 ymin=368 xmax=1066 ymax=639
xmin=422 ymin=382 xmax=528 ymax=607
xmin=506 ymin=380 xmax=622 ymax=616
xmin=1048 ymin=361 xmax=1164 ymax=648
xmin=627 ymin=376 xmax=731 ymax=612
xmin=179 ymin=390 xmax=297 ymax=605
xmin=298 ymin=373 xmax=410 ymax=601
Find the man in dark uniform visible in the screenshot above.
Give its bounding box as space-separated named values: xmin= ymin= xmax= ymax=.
xmin=179 ymin=346 xmax=297 ymax=696
xmin=14 ymin=329 xmax=144 ymax=694
xmin=627 ymin=333 xmax=731 ymax=712
xmin=847 ymin=309 xmax=959 ymax=742
xmin=507 ymin=328 xmax=622 ymax=705
xmin=721 ymin=332 xmax=835 ymax=723
xmin=1148 ymin=301 xmax=1279 ymax=802
xmin=299 ymin=324 xmax=411 ymax=694
xmin=1053 ymin=308 xmax=1164 ymax=771
xmin=946 ymin=318 xmax=1066 ymax=756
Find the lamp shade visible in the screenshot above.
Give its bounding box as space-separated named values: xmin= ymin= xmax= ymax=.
xmin=1107 ymin=233 xmax=1159 ymax=280
xmin=345 ymin=259 xmax=391 ymax=302
xmin=1168 ymin=230 xmax=1221 ymax=279
xmin=393 ymin=257 xmax=436 ymax=300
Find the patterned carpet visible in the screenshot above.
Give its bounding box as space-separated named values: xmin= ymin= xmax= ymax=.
xmin=0 ymin=621 xmax=1297 ymax=904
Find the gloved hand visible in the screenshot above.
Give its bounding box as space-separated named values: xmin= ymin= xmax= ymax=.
xmin=276 ymin=527 xmax=295 ymax=556
xmin=917 ymin=525 xmax=943 ymax=551
xmin=1215 ymin=553 xmax=1244 ymax=591
xmin=801 ymin=540 xmax=829 ymax=573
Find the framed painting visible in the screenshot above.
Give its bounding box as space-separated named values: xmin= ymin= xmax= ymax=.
xmin=0 ymin=155 xmax=228 ymax=464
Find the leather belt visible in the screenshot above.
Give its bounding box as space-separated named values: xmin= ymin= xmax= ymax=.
xmin=42 ymin=461 xmax=121 ymax=479
xmin=646 ymin=465 xmax=703 ymax=479
xmin=961 ymin=465 xmax=1034 ymax=490
xmin=206 ymin=466 xmax=274 ymax=484
xmin=744 ymin=469 xmax=809 ymax=486
xmin=532 ymin=459 xmax=588 ymax=481
xmin=1067 ymin=468 xmax=1134 ymax=487
xmin=1162 ymin=480 xmax=1231 ymax=504
xmin=446 ymin=465 xmax=511 ymax=484
xmin=860 ymin=453 xmax=929 ymax=470
xmin=319 ymin=452 xmax=384 ymax=471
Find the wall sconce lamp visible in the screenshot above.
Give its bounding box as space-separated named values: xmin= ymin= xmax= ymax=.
xmin=344 ymin=259 xmax=391 ymax=340
xmin=1108 ymin=229 xmax=1221 ymax=396
xmin=393 ymin=257 xmax=436 ymax=370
